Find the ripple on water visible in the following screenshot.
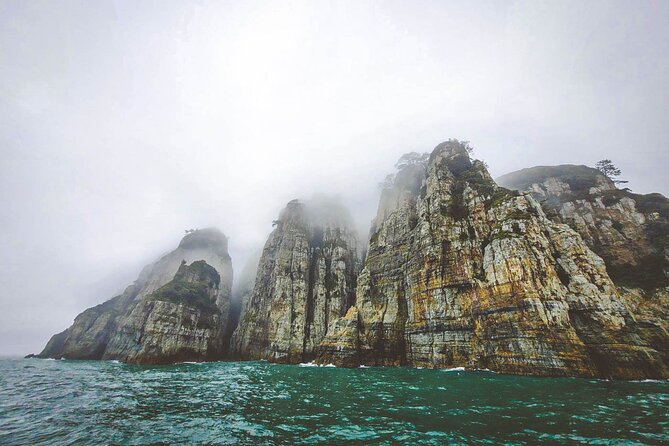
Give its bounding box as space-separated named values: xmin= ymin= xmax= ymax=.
xmin=2 ymin=359 xmax=668 ymax=445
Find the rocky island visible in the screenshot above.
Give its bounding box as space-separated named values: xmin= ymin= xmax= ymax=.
xmin=34 ymin=141 xmax=669 ymax=379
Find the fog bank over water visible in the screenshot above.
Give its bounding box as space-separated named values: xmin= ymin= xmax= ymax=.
xmin=1 ymin=0 xmax=668 ymax=355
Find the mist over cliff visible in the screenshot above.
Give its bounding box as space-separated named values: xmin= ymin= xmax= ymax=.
xmin=2 ymin=1 xmax=669 ymax=356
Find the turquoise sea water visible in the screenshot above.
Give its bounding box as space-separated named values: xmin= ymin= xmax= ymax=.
xmin=1 ymin=358 xmax=667 ymax=445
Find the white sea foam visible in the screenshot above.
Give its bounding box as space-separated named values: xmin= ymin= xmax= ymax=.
xmin=359 ymin=365 xmax=370 ymax=368
xmin=441 ymin=367 xmax=465 ymax=372
xmin=299 ymin=362 xmax=337 ymax=368
xmin=299 ymin=362 xmax=319 ymax=367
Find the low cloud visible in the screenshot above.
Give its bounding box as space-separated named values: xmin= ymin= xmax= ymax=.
xmin=1 ymin=0 xmax=668 ymax=355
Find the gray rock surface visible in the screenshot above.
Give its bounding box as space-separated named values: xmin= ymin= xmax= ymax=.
xmin=36 ymin=228 xmax=233 ymax=363
xmin=497 ymin=164 xmax=669 ymax=377
xmin=102 ymin=260 xmax=225 ymax=364
xmin=497 ymin=165 xmax=669 ymax=290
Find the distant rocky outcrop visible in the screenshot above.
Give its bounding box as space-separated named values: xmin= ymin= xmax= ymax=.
xmin=315 ymin=141 xmax=669 ymax=379
xmin=102 ymin=260 xmax=225 ymax=364
xmin=231 ymin=197 xmax=360 ymax=363
xmin=35 ymin=228 xmax=234 ymax=363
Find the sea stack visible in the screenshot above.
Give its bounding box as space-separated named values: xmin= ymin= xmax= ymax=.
xmin=35 ymin=228 xmax=234 ymax=364
xmin=231 ymin=197 xmax=360 ymax=363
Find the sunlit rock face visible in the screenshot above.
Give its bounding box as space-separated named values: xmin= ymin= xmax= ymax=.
xmin=317 ymin=141 xmax=669 ymax=379
xmin=231 ymin=198 xmax=360 ymax=363
xmin=36 ymin=228 xmax=234 ymax=363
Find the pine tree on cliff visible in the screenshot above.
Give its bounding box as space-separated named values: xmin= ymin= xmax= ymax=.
xmin=595 ymin=159 xmax=628 ymax=185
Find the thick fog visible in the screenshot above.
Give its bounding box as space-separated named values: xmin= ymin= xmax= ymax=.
xmin=2 ymin=1 xmax=668 ymax=356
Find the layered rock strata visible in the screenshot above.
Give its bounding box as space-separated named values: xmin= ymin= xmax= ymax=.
xmin=231 ymin=198 xmax=359 ymax=363
xmin=33 ymin=143 xmax=669 ymax=378
xmin=497 ymin=165 xmax=669 ymax=368
xmin=316 ymin=141 xmax=669 ymax=379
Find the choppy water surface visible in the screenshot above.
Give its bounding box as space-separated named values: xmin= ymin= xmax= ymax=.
xmin=1 ymin=359 xmax=667 ymax=445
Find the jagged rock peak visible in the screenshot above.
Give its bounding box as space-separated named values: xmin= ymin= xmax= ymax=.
xmin=174 ymin=260 xmax=220 ymax=290
xmin=231 ymin=196 xmax=360 ymax=363
xmin=101 ymin=260 xmax=227 ymax=364
xmin=497 ymin=164 xmax=669 ymax=291
xmin=374 ymin=139 xmax=503 ymax=228
xmin=432 ymin=138 xmax=472 ymax=158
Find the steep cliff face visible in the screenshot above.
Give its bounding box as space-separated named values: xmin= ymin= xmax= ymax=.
xmin=497 ymin=165 xmax=669 ymax=338
xmin=317 ymin=141 xmax=669 ymax=379
xmin=36 ymin=228 xmax=233 ymax=362
xmin=231 ymin=198 xmax=359 ymax=363
xmin=497 ymin=165 xmax=669 ymax=291
xmin=102 ymin=261 xmax=224 ymax=364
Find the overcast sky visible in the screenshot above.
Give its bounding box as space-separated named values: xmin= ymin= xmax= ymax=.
xmin=1 ymin=0 xmax=668 ymax=356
